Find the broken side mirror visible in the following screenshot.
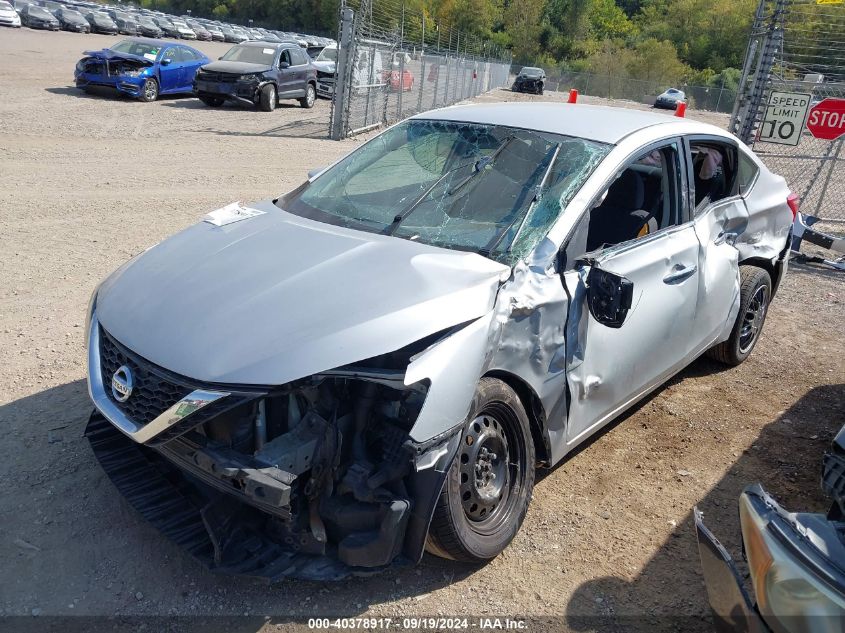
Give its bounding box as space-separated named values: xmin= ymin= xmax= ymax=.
xmin=586 ymin=267 xmax=634 ymax=328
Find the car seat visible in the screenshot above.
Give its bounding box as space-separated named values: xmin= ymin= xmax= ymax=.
xmin=587 ymin=170 xmax=657 ymax=251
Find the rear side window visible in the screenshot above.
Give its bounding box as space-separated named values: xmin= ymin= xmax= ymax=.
xmin=737 ymin=152 xmax=760 ymax=196
xmin=291 ymin=48 xmax=308 ymax=66
xmin=690 ymin=141 xmax=738 ymax=212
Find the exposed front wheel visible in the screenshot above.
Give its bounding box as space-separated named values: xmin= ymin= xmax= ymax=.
xmin=426 ymin=378 xmax=535 ymax=562
xmin=139 ymin=78 xmax=158 ymax=102
xmin=299 ymin=83 xmax=316 ymax=108
xmin=258 ymin=83 xmax=276 ymax=112
xmin=707 ymin=266 xmax=772 ymax=366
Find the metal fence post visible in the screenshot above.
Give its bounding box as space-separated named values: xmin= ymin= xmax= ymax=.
xmin=330 ymin=7 xmax=355 ymax=140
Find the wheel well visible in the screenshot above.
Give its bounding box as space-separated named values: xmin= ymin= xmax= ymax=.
xmin=739 ymin=257 xmax=778 ymax=290
xmin=484 ymin=371 xmax=550 ymax=467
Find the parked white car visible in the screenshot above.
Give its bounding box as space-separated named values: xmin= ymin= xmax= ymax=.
xmin=85 ymin=103 xmax=795 ymax=581
xmin=0 ymin=0 xmax=21 ymax=27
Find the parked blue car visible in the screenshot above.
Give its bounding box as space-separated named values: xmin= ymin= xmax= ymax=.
xmin=74 ymin=38 xmax=209 ymax=102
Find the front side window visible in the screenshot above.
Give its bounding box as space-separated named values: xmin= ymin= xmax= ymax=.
xmin=280 ymin=119 xmax=610 ymax=263
xmin=584 ymin=142 xmax=683 ymax=253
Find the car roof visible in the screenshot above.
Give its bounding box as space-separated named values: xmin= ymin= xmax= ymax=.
xmin=413 ymin=102 xmax=726 ymax=144
xmin=237 ymin=40 xmax=297 ymax=49
xmin=124 ymin=36 xmax=187 ymax=49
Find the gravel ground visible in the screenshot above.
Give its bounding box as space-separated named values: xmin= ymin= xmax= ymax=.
xmin=1 ymin=28 xmax=843 ymax=632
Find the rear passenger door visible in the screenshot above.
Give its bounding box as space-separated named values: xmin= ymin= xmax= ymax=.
xmin=179 ymin=47 xmax=205 ymax=88
xmin=561 ymin=139 xmax=702 ymax=446
xmin=687 ymin=137 xmax=749 ymax=351
xmin=286 ymin=46 xmax=309 ymax=97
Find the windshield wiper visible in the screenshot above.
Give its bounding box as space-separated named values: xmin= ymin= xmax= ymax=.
xmin=486 ymin=142 xmax=561 ymax=255
xmin=385 ymin=135 xmax=516 ymax=236
xmin=384 ymin=160 xmax=474 ymax=235
xmin=444 ymin=135 xmax=515 ymax=197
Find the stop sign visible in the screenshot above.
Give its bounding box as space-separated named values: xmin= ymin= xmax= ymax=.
xmin=806 ymin=98 xmax=845 ymax=141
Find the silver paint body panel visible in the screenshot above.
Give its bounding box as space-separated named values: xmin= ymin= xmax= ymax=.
xmin=90 ymin=103 xmax=792 ymax=458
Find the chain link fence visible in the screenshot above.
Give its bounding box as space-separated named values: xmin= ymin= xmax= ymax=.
xmin=515 ymin=68 xmax=737 ymax=114
xmin=731 ymin=0 xmax=845 ymax=222
xmin=329 ymin=0 xmax=511 ymax=139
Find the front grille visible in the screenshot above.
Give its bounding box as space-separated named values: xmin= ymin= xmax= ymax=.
xmin=83 ymin=60 xmax=106 ymax=75
xmin=99 ymin=328 xmax=191 ymax=425
xmin=197 ymin=71 xmax=239 ymax=83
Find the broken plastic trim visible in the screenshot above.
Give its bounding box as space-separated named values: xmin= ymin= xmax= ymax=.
xmin=85 ymin=409 xmax=462 ymax=581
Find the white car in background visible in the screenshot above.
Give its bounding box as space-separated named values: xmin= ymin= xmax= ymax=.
xmin=0 ymin=0 xmax=22 ymax=27
xmin=171 ymin=18 xmax=195 ymax=39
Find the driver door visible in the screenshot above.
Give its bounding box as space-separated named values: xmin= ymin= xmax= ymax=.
xmin=562 ymin=140 xmax=701 ymax=446
xmin=277 ymin=48 xmax=296 ymax=97
xmin=158 ymin=46 xmax=181 ymax=92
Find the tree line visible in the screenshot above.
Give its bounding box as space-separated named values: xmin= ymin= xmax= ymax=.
xmin=134 ymin=0 xmax=845 ymax=92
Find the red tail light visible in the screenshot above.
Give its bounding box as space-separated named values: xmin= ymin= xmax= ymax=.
xmin=787 ymin=192 xmax=800 ymax=219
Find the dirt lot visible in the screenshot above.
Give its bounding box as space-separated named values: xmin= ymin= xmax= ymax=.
xmin=1 ymin=28 xmax=843 ymax=631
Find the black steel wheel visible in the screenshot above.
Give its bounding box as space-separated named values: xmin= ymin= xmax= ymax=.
xmin=707 ymin=265 xmax=772 ymax=366
xmin=426 ymin=378 xmax=535 ymax=562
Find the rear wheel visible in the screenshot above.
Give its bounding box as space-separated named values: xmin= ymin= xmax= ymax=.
xmin=258 ymin=83 xmax=276 ymax=112
xmin=426 ymin=378 xmax=535 ymax=562
xmin=707 ymin=266 xmax=772 ymax=366
xmin=299 ymin=83 xmax=316 ymax=108
xmin=139 ymin=78 xmax=158 ymax=102
xmin=199 ymin=95 xmax=224 ymax=107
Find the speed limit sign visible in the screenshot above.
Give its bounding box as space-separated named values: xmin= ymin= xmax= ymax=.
xmin=758 ymin=91 xmax=812 ymax=146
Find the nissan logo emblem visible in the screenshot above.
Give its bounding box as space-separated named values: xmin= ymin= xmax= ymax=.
xmin=111 ymin=365 xmax=134 ymax=403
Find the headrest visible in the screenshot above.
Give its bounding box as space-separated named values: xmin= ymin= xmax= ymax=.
xmin=603 ymin=170 xmax=644 ymax=210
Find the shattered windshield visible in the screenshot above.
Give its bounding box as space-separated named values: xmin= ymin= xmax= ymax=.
xmin=281 ymin=119 xmax=610 ymax=263
xmin=317 ymin=47 xmax=337 ymax=62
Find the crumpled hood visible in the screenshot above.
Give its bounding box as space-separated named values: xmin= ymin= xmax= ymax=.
xmin=311 ymin=60 xmax=336 ymax=74
xmin=96 ymin=200 xmax=509 ymax=386
xmin=200 ymin=60 xmax=272 ymax=75
xmin=82 ymin=48 xmax=153 ymax=65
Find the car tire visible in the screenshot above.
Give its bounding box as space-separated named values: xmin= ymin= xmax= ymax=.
xmin=259 ymin=83 xmax=276 ymax=112
xmin=426 ymin=377 xmax=535 ymax=563
xmin=299 ymin=83 xmax=316 ymax=109
xmin=707 ymin=266 xmax=772 ymax=366
xmin=139 ymin=78 xmax=158 ymax=102
xmin=199 ymin=95 xmax=224 ymax=107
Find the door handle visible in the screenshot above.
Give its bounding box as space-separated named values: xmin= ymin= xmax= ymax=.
xmin=714 ymin=231 xmax=738 ymax=246
xmin=663 ymin=264 xmax=697 ymax=284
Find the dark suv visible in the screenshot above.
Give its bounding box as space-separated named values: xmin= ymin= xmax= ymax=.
xmin=193 ymin=42 xmax=317 ymax=111
xmin=511 ymin=67 xmax=546 ymax=95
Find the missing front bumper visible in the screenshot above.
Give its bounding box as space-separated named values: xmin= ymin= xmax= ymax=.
xmin=85 ymin=410 xmax=459 ymax=581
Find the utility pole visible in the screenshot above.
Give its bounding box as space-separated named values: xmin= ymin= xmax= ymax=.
xmin=400 ymin=0 xmax=405 ymax=50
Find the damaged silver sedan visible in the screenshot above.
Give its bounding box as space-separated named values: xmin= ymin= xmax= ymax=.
xmin=85 ymin=103 xmax=794 ymax=580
